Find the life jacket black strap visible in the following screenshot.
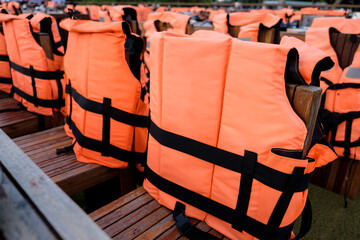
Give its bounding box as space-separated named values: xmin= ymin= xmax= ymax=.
xmin=173 ymin=202 xmax=221 ymax=240
xmin=320 ymin=109 xmax=360 ymax=158
xmin=10 ymin=61 xmax=64 ymax=80
xmin=65 ymin=84 xmax=149 ymax=128
xmin=0 ymin=77 xmax=12 ymax=84
xmin=0 ymin=55 xmax=9 ymax=62
xmin=13 ymin=86 xmax=64 ymax=109
xmin=146 ymin=166 xmax=304 ymax=240
xmin=149 ymin=120 xmax=310 ymax=193
xmin=67 ymin=118 xmax=146 ymax=164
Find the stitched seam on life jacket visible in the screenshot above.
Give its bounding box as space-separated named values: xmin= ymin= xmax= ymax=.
xmin=149 ymin=119 xmax=310 ymax=193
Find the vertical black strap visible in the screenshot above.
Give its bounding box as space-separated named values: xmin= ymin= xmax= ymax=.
xmin=173 ymin=202 xmax=220 ymax=240
xmin=101 ymin=97 xmax=111 ymax=157
xmin=29 ymin=65 xmax=38 ymax=107
xmin=266 ymin=167 xmax=305 ymax=237
xmin=293 ymin=197 xmax=312 ymax=240
xmin=66 ymin=80 xmax=73 ymax=129
xmin=344 ymin=119 xmax=353 ymax=159
xmin=55 ymin=71 xmax=63 ymax=109
xmin=231 ymin=151 xmax=258 ymax=232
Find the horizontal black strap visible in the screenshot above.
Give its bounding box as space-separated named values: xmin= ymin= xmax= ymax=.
xmin=326 ymin=83 xmax=360 ymax=90
xmin=68 ymin=118 xmax=146 ymax=164
xmin=0 ymin=55 xmax=9 ymax=62
xmin=146 ymin=166 xmax=294 ymax=240
xmin=54 ymin=41 xmax=63 ymax=48
xmin=66 ymin=84 xmax=148 ymax=128
xmin=13 ymin=86 xmax=64 ymax=109
xmin=149 ymin=120 xmax=310 ymax=193
xmin=320 ymin=109 xmax=360 ymax=127
xmin=0 ymin=77 xmax=12 ymax=84
xmin=10 ymin=61 xmax=64 ymax=80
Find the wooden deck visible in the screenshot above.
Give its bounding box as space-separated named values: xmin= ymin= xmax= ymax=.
xmin=90 ymin=187 xmax=230 ymax=240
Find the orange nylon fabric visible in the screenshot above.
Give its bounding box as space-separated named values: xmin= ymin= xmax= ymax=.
xmin=0 ymin=13 xmax=65 ymax=116
xmin=213 ymin=12 xmax=281 ymax=39
xmin=306 ymin=18 xmax=360 ymax=160
xmin=0 ymin=20 xmax=11 ymax=93
xmin=144 ymin=12 xmax=190 ymax=38
xmin=99 ymin=10 xmax=112 ymax=22
xmin=144 ymin=30 xmax=323 ymax=239
xmin=280 ymin=36 xmax=331 ymax=85
xmin=60 ymin=19 xmax=148 ymax=169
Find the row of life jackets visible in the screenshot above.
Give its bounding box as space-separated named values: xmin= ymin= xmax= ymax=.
xmin=0 ymin=12 xmax=65 ymax=116
xmin=306 ymin=17 xmax=360 ymax=160
xmin=144 ymin=30 xmax=336 ymax=240
xmin=60 ymin=19 xmax=149 ymax=169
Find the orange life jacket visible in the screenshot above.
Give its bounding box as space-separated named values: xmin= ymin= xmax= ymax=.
xmin=0 ymin=10 xmax=11 ymax=93
xmin=74 ymin=5 xmax=89 ymax=15
xmin=29 ymin=13 xmax=65 ymax=56
xmin=87 ymin=5 xmax=101 ymax=21
xmin=144 ymin=30 xmax=335 ymax=240
xmin=7 ymin=1 xmax=21 ymax=15
xmin=136 ymin=4 xmax=153 ymax=22
xmin=99 ymin=9 xmax=112 ymax=22
xmin=306 ymin=18 xmax=360 ymax=160
xmin=213 ymin=12 xmax=281 ymax=42
xmin=60 ymin=19 xmax=148 ymax=169
xmin=0 ymin=13 xmax=65 ymax=116
xmin=144 ymin=12 xmax=190 ymax=38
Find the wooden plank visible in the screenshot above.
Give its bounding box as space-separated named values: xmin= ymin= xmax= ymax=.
xmin=280 ymin=31 xmax=306 ymax=41
xmin=186 ymin=24 xmax=214 ymax=35
xmin=330 ymin=31 xmax=360 ymax=70
xmin=33 ymin=32 xmax=53 ymax=60
xmin=0 ymin=167 xmax=57 ymax=240
xmin=0 ymin=129 xmax=110 ymax=239
xmin=258 ymin=27 xmax=276 ymax=43
xmin=290 ymin=85 xmax=322 ymax=156
xmin=228 ymin=25 xmax=240 ymax=38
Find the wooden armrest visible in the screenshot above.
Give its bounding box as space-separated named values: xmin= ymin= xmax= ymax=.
xmin=33 ymin=32 xmax=53 ymax=60
xmin=286 ymin=83 xmax=322 ymax=157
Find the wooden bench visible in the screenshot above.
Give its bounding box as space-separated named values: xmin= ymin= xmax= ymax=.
xmin=186 ymin=24 xmax=214 ymax=35
xmin=89 ymin=83 xmax=322 ymax=238
xmin=90 ymin=187 xmax=229 ymax=239
xmin=311 ymin=31 xmax=360 ymax=199
xmin=0 ymin=128 xmax=109 ymax=240
xmin=13 ymin=126 xmax=136 ymax=196
xmin=280 ymin=29 xmax=306 ymax=41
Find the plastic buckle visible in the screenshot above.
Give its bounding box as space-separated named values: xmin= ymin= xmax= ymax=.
xmin=173 ymin=202 xmax=193 ymax=235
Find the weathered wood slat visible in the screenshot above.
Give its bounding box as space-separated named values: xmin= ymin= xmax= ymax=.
xmin=0 ymin=168 xmax=57 ymax=240
xmin=0 ymin=128 xmax=110 ymax=240
xmin=13 ymin=126 xmax=134 ymax=196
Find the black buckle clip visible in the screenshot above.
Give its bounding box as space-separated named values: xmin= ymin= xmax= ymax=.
xmin=173 ymin=202 xmax=193 ymax=236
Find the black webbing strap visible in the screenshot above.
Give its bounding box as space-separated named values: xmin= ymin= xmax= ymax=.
xmin=101 ymin=98 xmax=111 ymax=157
xmin=0 ymin=55 xmax=9 ymax=62
xmin=173 ymin=202 xmax=220 ymax=240
xmin=0 ymin=77 xmax=12 ymax=84
xmin=266 ymin=167 xmax=305 ymax=236
xmin=10 ymin=61 xmax=64 ymax=80
xmin=56 ymin=141 xmax=75 ymax=155
xmin=65 ymin=84 xmax=148 ymax=128
xmin=293 ymin=197 xmax=312 ymax=240
xmin=149 ymin=120 xmax=310 ymax=193
xmin=67 ymin=118 xmax=146 ymax=164
xmin=320 ymin=109 xmax=360 ymax=156
xmin=146 ymin=166 xmax=296 ymax=240
xmin=54 ymin=41 xmax=63 ymax=49
xmin=13 ymin=86 xmax=64 ymax=108
xmin=30 ymin=65 xmax=38 ymax=107
xmin=326 ymin=82 xmax=360 ymax=90
xmin=66 ymin=80 xmax=73 ymax=129
xmin=232 ymin=151 xmax=257 ymax=232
